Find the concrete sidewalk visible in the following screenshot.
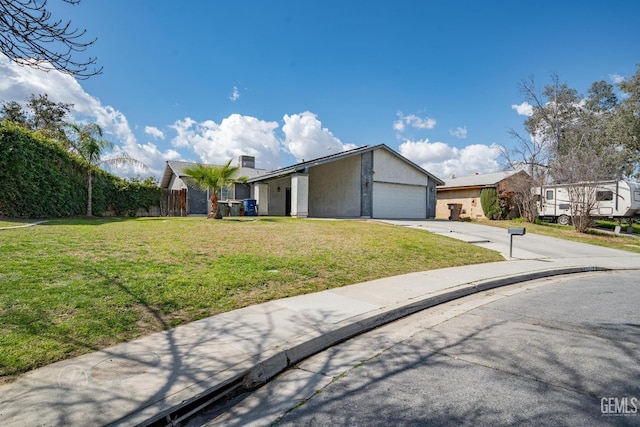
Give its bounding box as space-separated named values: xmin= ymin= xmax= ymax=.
xmin=1 ymin=221 xmax=639 ymax=426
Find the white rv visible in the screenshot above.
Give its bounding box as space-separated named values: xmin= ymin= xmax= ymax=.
xmin=535 ymin=180 xmax=640 ymax=225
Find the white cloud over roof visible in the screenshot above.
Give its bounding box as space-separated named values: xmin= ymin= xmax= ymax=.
xmin=399 ymin=139 xmax=502 ymax=179
xmin=171 ymin=114 xmax=282 ymax=168
xmin=282 ymin=111 xmax=356 ymax=162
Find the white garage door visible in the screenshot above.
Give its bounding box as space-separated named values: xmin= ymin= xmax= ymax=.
xmin=372 ymin=182 xmax=426 ymax=219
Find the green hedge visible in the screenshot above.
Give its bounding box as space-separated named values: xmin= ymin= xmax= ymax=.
xmin=0 ymin=122 xmax=160 ymax=218
xmin=480 ymin=187 xmax=513 ymax=220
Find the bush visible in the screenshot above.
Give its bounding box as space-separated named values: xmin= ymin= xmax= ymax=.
xmin=0 ymin=122 xmax=160 ymax=218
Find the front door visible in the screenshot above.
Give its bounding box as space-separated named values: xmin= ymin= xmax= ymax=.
xmin=285 ymin=188 xmax=291 ymax=216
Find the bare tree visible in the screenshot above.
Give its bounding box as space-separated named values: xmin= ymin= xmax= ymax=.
xmin=501 ymin=76 xmax=554 ymax=223
xmin=507 ymin=73 xmax=635 ymax=231
xmin=0 ymin=0 xmax=102 ymax=79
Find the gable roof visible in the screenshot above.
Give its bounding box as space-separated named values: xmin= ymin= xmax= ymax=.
xmin=160 ymin=160 xmax=270 ymax=189
xmin=438 ymin=170 xmax=527 ymax=190
xmin=248 ymin=144 xmax=444 ymax=185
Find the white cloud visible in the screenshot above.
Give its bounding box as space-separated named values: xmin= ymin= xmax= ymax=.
xmin=282 ymin=111 xmax=357 ymax=162
xmin=610 ymin=73 xmax=625 ymax=84
xmin=171 ymin=114 xmax=282 ymax=168
xmin=230 ymin=86 xmax=240 ymax=102
xmin=511 ymin=101 xmax=533 ymax=117
xmin=145 ymin=126 xmax=165 ymax=140
xmin=449 ymin=126 xmax=467 ymax=139
xmin=393 ymin=111 xmax=437 ymax=132
xmin=399 ymin=139 xmax=502 ymax=179
xmin=0 ymin=56 xmax=181 ymax=177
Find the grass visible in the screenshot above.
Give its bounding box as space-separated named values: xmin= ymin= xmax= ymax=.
xmin=0 ymin=218 xmax=38 ymax=228
xmin=594 ymin=219 xmax=640 ymax=235
xmin=477 ymin=219 xmax=640 ymax=253
xmin=0 ymin=217 xmax=503 ymax=379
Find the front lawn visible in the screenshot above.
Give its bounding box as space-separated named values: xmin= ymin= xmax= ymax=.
xmin=0 ymin=217 xmax=502 ymax=379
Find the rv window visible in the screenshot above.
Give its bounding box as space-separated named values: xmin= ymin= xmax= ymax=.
xmin=596 ymin=190 xmax=613 ymax=201
xmin=635 ymin=191 xmax=640 ymax=202
xmin=533 ymin=194 xmax=541 ymax=203
xmin=546 ymin=190 xmax=554 ymax=200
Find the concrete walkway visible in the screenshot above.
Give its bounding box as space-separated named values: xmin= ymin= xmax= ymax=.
xmin=1 ymin=220 xmax=639 ymax=426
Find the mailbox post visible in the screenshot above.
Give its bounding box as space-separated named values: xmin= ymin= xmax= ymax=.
xmin=508 ymin=227 xmax=526 ymax=258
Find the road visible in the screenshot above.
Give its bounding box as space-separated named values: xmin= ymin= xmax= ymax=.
xmin=188 ymin=271 xmax=640 ymax=426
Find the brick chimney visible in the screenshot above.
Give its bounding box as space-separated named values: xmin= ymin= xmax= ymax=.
xmin=239 ymin=155 xmax=255 ymax=168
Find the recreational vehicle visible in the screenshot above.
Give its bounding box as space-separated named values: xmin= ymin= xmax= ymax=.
xmin=535 ymin=180 xmax=640 ymax=225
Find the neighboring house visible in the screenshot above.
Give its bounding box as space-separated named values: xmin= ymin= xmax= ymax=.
xmin=160 ymin=156 xmax=269 ymax=215
xmin=436 ymin=170 xmax=529 ymax=220
xmin=248 ymin=144 xmax=444 ymax=219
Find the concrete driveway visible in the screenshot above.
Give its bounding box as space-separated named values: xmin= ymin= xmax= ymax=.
xmin=379 ymin=219 xmax=638 ymax=260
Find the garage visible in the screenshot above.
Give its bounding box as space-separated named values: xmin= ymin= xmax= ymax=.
xmin=372 ymin=182 xmax=427 ymax=219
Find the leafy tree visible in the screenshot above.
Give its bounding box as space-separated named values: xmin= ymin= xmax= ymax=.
xmin=0 ymin=100 xmax=27 ymax=125
xmin=616 ymin=65 xmax=640 ymax=169
xmin=0 ymin=94 xmax=73 ymax=143
xmin=67 ymin=123 xmax=146 ymax=216
xmin=0 ymin=0 xmax=102 ymax=79
xmin=27 ymin=94 xmax=73 ymax=143
xmin=184 ymin=161 xmax=248 ymax=219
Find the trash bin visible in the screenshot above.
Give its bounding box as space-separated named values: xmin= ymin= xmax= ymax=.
xmin=228 ymin=201 xmax=241 ymax=216
xmin=218 ymin=201 xmax=230 ymax=217
xmin=447 ymin=203 xmax=462 ymax=221
xmin=243 ymin=199 xmax=257 ymax=216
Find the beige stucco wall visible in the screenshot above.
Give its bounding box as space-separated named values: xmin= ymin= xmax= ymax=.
xmin=308 ymin=155 xmax=361 ymax=217
xmin=436 ymin=188 xmax=486 ymax=220
xmin=265 ymin=176 xmax=290 ymax=216
xmin=373 ymin=149 xmax=429 ymax=185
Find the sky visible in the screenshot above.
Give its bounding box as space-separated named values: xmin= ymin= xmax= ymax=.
xmin=1 ymin=0 xmax=639 ymax=181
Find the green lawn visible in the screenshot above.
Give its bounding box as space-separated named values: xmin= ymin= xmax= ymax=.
xmin=0 ymin=217 xmax=502 ymax=380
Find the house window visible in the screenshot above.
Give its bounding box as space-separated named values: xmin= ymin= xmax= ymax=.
xmin=546 ymin=190 xmax=554 ymax=200
xmin=219 ymin=187 xmax=233 ymax=200
xmin=596 ymin=190 xmax=613 ymax=201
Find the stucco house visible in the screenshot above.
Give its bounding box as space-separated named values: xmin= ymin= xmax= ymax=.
xmin=248 ymin=144 xmax=444 ymax=219
xmin=436 ymin=170 xmax=529 ymax=220
xmin=160 ymin=156 xmax=269 ymax=215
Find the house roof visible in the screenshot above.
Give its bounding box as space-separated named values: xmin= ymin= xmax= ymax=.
xmin=160 ymin=160 xmax=270 ymax=189
xmin=247 ymin=144 xmax=445 ymax=185
xmin=438 ymin=170 xmax=526 ymax=190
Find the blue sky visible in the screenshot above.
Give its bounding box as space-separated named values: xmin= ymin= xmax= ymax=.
xmin=1 ymin=0 xmax=639 ymax=180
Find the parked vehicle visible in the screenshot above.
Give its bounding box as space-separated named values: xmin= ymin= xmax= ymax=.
xmin=534 ymin=180 xmax=640 ymax=225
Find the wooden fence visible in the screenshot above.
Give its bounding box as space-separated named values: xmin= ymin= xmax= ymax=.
xmin=161 ymin=189 xmax=187 ymax=216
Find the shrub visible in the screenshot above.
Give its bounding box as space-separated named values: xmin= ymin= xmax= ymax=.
xmin=0 ymin=122 xmax=160 ymax=217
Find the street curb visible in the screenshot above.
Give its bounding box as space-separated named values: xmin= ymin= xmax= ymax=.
xmin=137 ymin=265 xmax=612 ymax=426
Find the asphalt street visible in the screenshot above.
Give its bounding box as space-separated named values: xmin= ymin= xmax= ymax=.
xmin=190 ymin=270 xmax=640 ymax=427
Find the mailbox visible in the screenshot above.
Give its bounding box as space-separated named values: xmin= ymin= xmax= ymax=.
xmin=508 ymin=227 xmax=526 ymax=235
xmin=507 ymin=227 xmax=526 ymax=258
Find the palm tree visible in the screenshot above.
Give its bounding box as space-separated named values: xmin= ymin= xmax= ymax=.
xmin=67 ymin=123 xmax=146 ymax=216
xmin=184 ymin=160 xmax=248 ymax=219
